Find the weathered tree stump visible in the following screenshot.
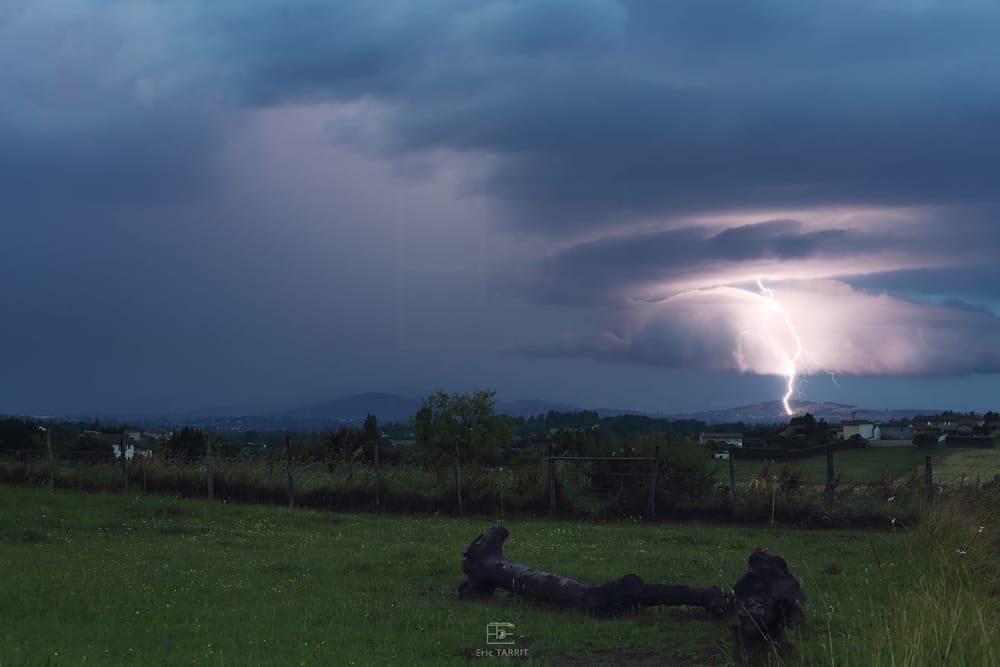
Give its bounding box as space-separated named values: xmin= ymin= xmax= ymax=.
xmin=458 ymin=525 xmax=805 ymax=643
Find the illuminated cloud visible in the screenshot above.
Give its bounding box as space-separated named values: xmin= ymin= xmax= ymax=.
xmin=553 ymin=281 xmax=1000 ymax=376
xmin=516 ymin=200 xmax=1000 ymax=386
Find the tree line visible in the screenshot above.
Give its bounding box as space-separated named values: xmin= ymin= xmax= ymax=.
xmin=5 ymin=399 xmax=996 ymax=466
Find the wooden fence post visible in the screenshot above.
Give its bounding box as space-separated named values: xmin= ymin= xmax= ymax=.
xmin=547 ymin=446 xmax=557 ymax=515
xmin=925 ymin=456 xmax=933 ymax=504
xmin=454 ymin=442 xmax=464 ymax=517
xmin=119 ymin=431 xmax=128 ymax=492
xmin=647 ymin=446 xmax=659 ymax=518
xmin=824 ymin=448 xmax=834 ymax=515
xmin=44 ymin=427 xmax=55 ymax=491
xmin=205 ymin=437 xmax=214 ymax=501
xmin=285 ymin=434 xmax=295 ymax=509
xmin=373 ymin=438 xmax=382 ymax=512
xmin=728 ymin=450 xmax=739 ymax=515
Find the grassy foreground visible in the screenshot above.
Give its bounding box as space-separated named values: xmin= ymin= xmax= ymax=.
xmin=0 ymin=487 xmax=995 ymax=665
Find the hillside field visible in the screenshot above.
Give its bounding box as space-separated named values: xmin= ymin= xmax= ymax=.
xmin=731 ymin=444 xmax=1000 ymax=486
xmin=0 ymin=486 xmax=995 ymax=665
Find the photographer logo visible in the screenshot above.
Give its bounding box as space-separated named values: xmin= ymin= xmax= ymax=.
xmin=474 ymin=621 xmax=528 ymax=658
xmin=486 ymin=622 xmax=515 ymax=645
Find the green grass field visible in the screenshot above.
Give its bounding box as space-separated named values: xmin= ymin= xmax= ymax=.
xmin=731 ymin=444 xmax=1000 ymax=486
xmin=929 ymin=448 xmax=1000 ymax=484
xmin=0 ymin=486 xmax=995 ymax=665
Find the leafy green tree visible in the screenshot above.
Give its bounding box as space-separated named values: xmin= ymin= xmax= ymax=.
xmin=164 ymin=427 xmax=207 ymax=462
xmin=64 ymin=432 xmax=113 ymax=463
xmin=0 ymin=418 xmax=41 ymax=455
xmin=411 ymin=388 xmax=512 ymax=514
xmin=324 ymin=426 xmax=365 ymax=464
xmin=412 ymin=391 xmax=456 ymax=461
xmin=789 ymin=412 xmax=830 ymax=443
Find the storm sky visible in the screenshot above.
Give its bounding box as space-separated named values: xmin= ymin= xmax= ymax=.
xmin=3 ymin=1 xmax=1000 ymax=416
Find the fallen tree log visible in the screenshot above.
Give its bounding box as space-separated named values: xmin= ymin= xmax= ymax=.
xmin=458 ymin=525 xmax=805 ymax=643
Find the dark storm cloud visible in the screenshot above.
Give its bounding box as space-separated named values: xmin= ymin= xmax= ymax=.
xmin=0 ymin=104 xmax=223 ymax=207
xmin=529 ymin=220 xmax=876 ymax=303
xmin=5 ymin=0 xmax=1000 ymax=414
xmin=845 ymin=263 xmax=1000 ymax=307
xmin=142 ymin=0 xmax=1000 ymax=242
xmin=190 ymin=0 xmax=627 ymax=105
xmin=10 ymin=1 xmax=1000 ymax=224
xmin=0 ymin=3 xmax=228 ymax=208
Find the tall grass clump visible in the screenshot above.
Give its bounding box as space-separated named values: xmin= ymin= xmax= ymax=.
xmin=818 ymin=490 xmax=998 ymax=666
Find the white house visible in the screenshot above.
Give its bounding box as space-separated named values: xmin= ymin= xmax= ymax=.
xmin=112 ymin=443 xmax=153 ymax=461
xmin=698 ymin=432 xmax=744 ymax=448
xmin=879 ymin=421 xmax=913 ymax=441
xmin=841 ymin=420 xmax=881 ymax=441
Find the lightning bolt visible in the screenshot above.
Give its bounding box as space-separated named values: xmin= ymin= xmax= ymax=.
xmin=755 ymin=277 xmax=802 ymax=416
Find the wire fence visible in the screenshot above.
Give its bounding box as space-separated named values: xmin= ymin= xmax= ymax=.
xmin=1 ymin=445 xmax=997 ymax=524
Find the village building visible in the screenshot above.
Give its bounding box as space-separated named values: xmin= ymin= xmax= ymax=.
xmin=879 ymin=421 xmax=913 ymax=441
xmin=698 ymin=432 xmax=743 ymax=448
xmin=840 ymin=420 xmax=881 ymax=441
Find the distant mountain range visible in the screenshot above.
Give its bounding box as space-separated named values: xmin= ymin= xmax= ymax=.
xmin=284 ymin=393 xmax=421 ymax=423
xmin=280 ymin=393 xmax=935 ymax=425
xmin=35 ymin=393 xmax=938 ymax=430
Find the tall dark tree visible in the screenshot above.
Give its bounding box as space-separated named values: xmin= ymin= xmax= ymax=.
xmin=324 ymin=426 xmax=365 ymax=465
xmin=363 ymin=414 xmax=379 ymax=461
xmin=0 ymin=418 xmax=41 ymax=455
xmin=64 ymin=432 xmax=113 ymax=463
xmin=789 ymin=412 xmax=830 ymax=443
xmin=165 ymin=427 xmax=207 ymax=462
